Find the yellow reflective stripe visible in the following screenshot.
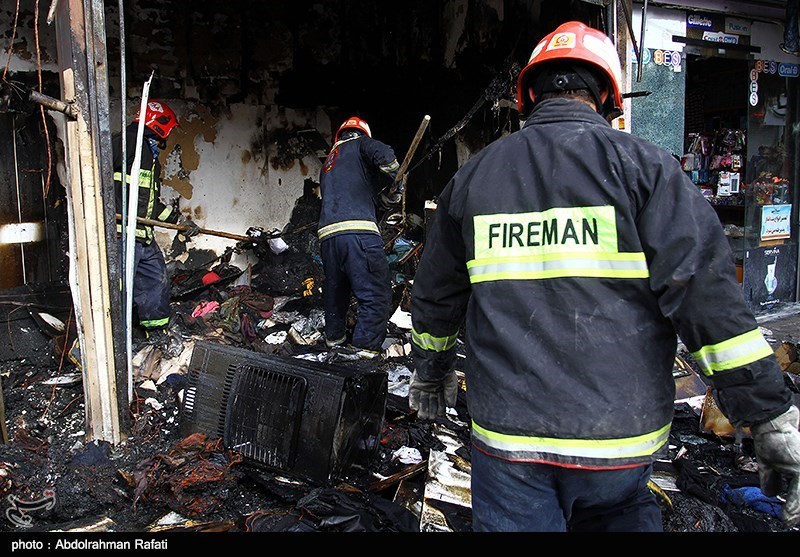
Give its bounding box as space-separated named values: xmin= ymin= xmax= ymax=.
xmin=141 ymin=318 xmax=169 ymax=328
xmin=330 ymin=136 xmax=359 ymax=150
xmin=472 ymin=420 xmax=671 ymax=460
xmin=156 ymin=207 xmax=173 ymax=221
xmin=318 ymin=220 xmax=379 ymax=240
xmin=379 ymin=160 xmax=400 ymax=174
xmin=116 ymin=223 xmax=147 ymax=239
xmin=466 ymin=251 xmax=649 ymax=283
xmin=473 ymin=206 xmax=618 ymax=260
xmin=411 ymin=327 xmax=459 ymax=352
xmin=113 ymin=169 xmax=154 ymax=186
xmin=691 ymin=329 xmax=775 ymax=375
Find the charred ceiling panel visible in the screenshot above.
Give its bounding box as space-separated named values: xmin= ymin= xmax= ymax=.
xmin=3 ymin=0 xmax=604 ymax=272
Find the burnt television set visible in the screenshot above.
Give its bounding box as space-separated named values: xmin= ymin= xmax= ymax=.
xmin=180 ymin=341 xmax=387 ymax=485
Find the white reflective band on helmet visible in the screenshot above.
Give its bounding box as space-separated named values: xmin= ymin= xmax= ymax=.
xmin=318 ymin=220 xmax=380 ymax=240
xmin=691 ymin=329 xmax=775 ymax=375
xmin=583 ymin=33 xmax=622 ymax=88
xmin=472 ymin=420 xmax=671 ymax=460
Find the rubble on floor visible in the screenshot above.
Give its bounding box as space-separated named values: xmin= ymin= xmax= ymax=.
xmin=1 ymin=205 xmax=799 ymax=531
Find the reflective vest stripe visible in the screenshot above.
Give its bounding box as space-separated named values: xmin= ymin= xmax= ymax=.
xmin=691 ymin=329 xmax=775 ymax=375
xmin=141 ymin=317 xmax=170 ymax=329
xmin=113 ymin=170 xmax=154 ymax=186
xmin=380 ymin=160 xmax=400 ymax=174
xmin=114 ymin=169 xmax=158 ymax=242
xmin=472 ymin=420 xmax=671 ymax=460
xmin=318 ymin=220 xmax=380 ymax=240
xmin=156 ymin=207 xmax=172 ymax=221
xmin=411 ymin=327 xmax=459 ymax=352
xmin=116 ymin=223 xmax=148 ymax=239
xmin=466 ymin=252 xmax=649 ymax=283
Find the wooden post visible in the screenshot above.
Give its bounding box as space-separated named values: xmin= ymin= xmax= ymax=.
xmin=54 ymin=0 xmax=123 ymax=443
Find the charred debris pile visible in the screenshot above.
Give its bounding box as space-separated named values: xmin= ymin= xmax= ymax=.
xmin=0 ymin=193 xmax=799 ymax=532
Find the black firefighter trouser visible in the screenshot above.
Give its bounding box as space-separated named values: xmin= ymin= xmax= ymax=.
xmin=120 ymin=238 xmax=172 ymax=330
xmin=320 ymin=232 xmax=391 ymax=352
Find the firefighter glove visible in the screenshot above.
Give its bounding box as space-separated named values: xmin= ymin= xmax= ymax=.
xmin=751 ymin=405 xmax=800 ymax=527
xmin=379 ymin=190 xmax=402 ymax=210
xmin=409 ymin=370 xmax=458 ymax=421
xmin=179 ymin=216 xmax=201 ymax=239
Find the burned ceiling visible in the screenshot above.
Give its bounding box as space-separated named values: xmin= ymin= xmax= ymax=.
xmin=106 ymin=0 xmax=606 ymax=206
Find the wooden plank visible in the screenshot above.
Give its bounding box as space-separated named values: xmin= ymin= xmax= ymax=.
xmin=56 ymin=1 xmax=121 ymax=444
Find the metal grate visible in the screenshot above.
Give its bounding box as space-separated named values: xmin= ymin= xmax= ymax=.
xmin=180 ymin=341 xmax=387 ymax=484
xmin=181 ymin=351 xmax=236 ymax=439
xmin=224 ymin=365 xmax=307 ymax=470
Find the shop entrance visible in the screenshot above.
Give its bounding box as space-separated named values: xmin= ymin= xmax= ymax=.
xmin=683 ymin=52 xmax=799 ymax=314
xmin=683 ymin=54 xmax=749 ymax=281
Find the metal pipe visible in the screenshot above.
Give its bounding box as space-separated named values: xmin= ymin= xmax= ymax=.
xmin=12 ymin=117 xmax=27 ymax=284
xmin=619 ymin=0 xmax=642 ymax=83
xmin=46 ymin=0 xmax=59 ymax=25
xmin=119 ymin=0 xmax=127 ymax=240
xmin=118 ymin=0 xmax=131 ymax=405
xmin=28 ymin=90 xmax=78 ymax=119
xmin=607 ymin=0 xmax=617 ymax=43
xmin=638 ymin=0 xmax=648 ymax=83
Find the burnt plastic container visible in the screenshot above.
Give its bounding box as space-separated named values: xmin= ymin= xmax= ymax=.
xmin=180 ymin=341 xmax=387 ymax=485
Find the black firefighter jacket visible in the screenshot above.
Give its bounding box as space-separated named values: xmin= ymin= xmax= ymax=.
xmin=113 ymin=124 xmax=179 ymax=245
xmin=410 ymin=98 xmax=792 ymax=469
xmin=318 ymin=132 xmax=399 ymax=241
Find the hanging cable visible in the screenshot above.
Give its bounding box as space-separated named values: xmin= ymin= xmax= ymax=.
xmin=2 ymin=0 xmax=20 ymax=81
xmin=34 ymin=0 xmax=53 ymax=196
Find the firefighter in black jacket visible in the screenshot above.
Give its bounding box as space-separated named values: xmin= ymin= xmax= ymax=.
xmin=318 ymin=116 xmax=400 ymax=357
xmin=114 ymin=100 xmax=198 ymax=353
xmin=409 ymin=21 xmax=800 ymax=531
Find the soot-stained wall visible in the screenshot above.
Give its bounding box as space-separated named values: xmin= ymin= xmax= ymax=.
xmin=3 ymin=0 xmax=604 ymax=273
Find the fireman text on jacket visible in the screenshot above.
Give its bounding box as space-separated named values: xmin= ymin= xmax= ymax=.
xmin=469 ymin=205 xmax=649 ymax=283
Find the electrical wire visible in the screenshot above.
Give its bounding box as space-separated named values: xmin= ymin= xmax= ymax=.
xmin=34 ymin=0 xmax=53 ymax=197
xmin=1 ymin=0 xmax=20 ymax=81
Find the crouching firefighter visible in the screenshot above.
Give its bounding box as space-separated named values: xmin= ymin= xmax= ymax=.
xmin=318 ymin=116 xmax=400 ymax=358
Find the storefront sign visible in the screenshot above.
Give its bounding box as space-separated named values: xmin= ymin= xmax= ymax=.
xmin=687 ymin=13 xmax=714 ymax=29
xmin=702 ymin=31 xmax=739 ymax=45
xmin=760 ymin=204 xmax=792 ymax=241
xmin=632 ymin=47 xmax=652 ymax=65
xmin=651 ymin=49 xmax=682 ymax=71
xmin=725 ymin=18 xmax=750 ymax=36
xmin=779 ymin=63 xmax=800 ymax=78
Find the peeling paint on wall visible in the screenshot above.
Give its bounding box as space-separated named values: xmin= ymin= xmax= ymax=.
xmin=162 ymin=103 xmax=220 ymax=200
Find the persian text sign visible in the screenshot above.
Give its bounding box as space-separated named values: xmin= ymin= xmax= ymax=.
xmin=760 ymin=204 xmax=791 ymax=241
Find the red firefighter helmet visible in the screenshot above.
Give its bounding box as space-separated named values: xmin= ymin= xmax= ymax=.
xmin=516 ymin=21 xmax=623 ymax=119
xmin=135 ymin=99 xmax=179 ymax=140
xmin=334 ymin=116 xmax=372 ymax=142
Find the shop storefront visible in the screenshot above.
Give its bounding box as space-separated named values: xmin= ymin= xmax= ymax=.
xmin=630 ymin=2 xmax=798 ymax=315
